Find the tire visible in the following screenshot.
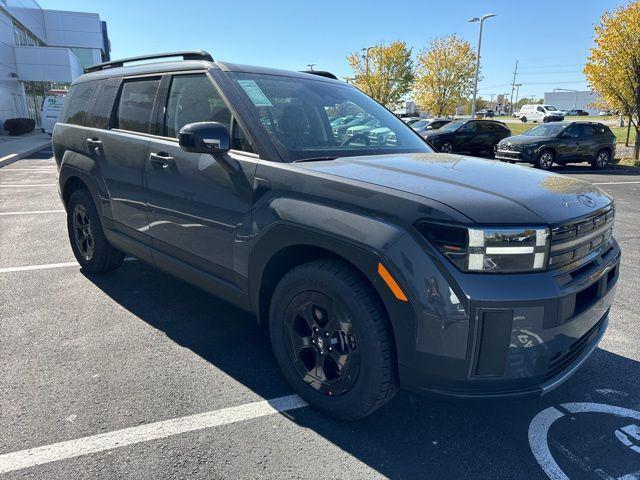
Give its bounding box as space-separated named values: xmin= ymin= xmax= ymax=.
xmin=591 ymin=149 xmax=611 ymax=170
xmin=543 ymin=117 xmax=549 ymax=123
xmin=269 ymin=259 xmax=398 ymax=421
xmin=535 ymin=149 xmax=555 ymax=170
xmin=66 ymin=189 xmax=124 ymax=273
xmin=521 ymin=116 xmax=527 ymax=123
xmin=439 ymin=141 xmax=454 ymax=153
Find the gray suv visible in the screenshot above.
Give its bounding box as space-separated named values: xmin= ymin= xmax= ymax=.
xmin=53 ymin=51 xmax=620 ymax=420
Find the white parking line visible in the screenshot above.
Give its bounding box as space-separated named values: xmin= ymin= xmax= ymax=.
xmin=0 ymin=258 xmax=136 ymax=274
xmin=0 ymin=394 xmax=307 ymax=474
xmin=592 ymin=181 xmax=640 ymax=185
xmin=0 ymin=168 xmax=57 ymax=172
xmin=0 ymin=210 xmax=65 ymax=216
xmin=0 ymin=184 xmax=56 ymax=187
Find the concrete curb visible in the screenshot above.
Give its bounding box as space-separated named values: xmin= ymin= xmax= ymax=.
xmin=0 ymin=139 xmax=52 ymax=169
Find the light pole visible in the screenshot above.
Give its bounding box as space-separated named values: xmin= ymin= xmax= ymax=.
xmin=362 ymin=46 xmax=375 ymax=94
xmin=514 ymin=83 xmax=522 ymax=108
xmin=306 ymin=63 xmax=316 ymax=71
xmin=468 ymin=13 xmax=496 ymax=117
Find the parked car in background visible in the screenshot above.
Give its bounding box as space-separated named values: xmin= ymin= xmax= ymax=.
xmin=332 ymin=115 xmax=373 ymax=141
xmin=411 ymin=118 xmax=452 ymax=134
xmin=599 ymin=110 xmax=615 ymax=116
xmin=567 ymin=109 xmax=589 ymax=116
xmin=477 ymin=109 xmax=494 ymax=118
xmin=495 ymin=121 xmax=616 ymax=170
xmin=519 ymin=104 xmax=564 ymax=123
xmin=401 ymin=117 xmax=422 ymax=125
xmin=421 ymin=119 xmax=511 ymax=156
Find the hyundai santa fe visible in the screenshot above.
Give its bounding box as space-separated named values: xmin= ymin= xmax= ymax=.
xmin=53 ymin=51 xmax=620 ymax=420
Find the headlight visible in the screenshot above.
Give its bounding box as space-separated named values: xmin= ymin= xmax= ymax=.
xmin=416 ymin=223 xmax=549 ymax=273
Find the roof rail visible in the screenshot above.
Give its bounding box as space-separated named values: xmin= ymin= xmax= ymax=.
xmin=300 ymin=70 xmax=338 ymax=80
xmin=84 ymin=50 xmax=214 ymax=74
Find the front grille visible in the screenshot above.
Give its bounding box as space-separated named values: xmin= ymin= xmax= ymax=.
xmin=549 ymin=206 xmax=615 ymax=270
xmin=500 ymin=143 xmax=524 ymax=152
xmin=543 ymin=312 xmax=607 ymax=382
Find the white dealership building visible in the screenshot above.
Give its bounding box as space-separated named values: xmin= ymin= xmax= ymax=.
xmin=1 ymin=0 xmax=109 ymax=130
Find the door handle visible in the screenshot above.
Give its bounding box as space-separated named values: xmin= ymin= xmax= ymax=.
xmin=86 ymin=138 xmax=102 ymax=155
xmin=149 ymin=152 xmax=174 ymax=169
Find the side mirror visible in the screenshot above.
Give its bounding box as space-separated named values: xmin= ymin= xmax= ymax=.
xmin=179 ymin=122 xmax=230 ymax=156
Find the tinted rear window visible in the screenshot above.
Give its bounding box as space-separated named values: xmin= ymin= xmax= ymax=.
xmin=59 ymin=81 xmax=96 ymax=125
xmin=85 ymin=78 xmax=120 ymax=129
xmin=114 ymin=78 xmax=160 ymax=134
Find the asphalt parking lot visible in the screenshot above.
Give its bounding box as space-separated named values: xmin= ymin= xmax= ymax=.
xmin=1 ymin=148 xmax=640 ymax=479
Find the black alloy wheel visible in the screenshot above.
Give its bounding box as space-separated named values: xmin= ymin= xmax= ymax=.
xmin=72 ymin=203 xmax=94 ymax=261
xmin=285 ymin=291 xmax=360 ymax=396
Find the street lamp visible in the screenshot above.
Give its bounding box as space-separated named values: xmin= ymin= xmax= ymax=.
xmin=362 ymin=46 xmax=375 ymax=92
xmin=514 ymin=83 xmax=522 ymax=108
xmin=468 ymin=13 xmax=496 ymax=117
xmin=306 ymin=63 xmax=316 ymax=71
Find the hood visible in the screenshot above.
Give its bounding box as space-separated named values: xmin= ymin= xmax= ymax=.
xmin=500 ymin=134 xmax=556 ymax=145
xmin=297 ymin=153 xmax=611 ymax=224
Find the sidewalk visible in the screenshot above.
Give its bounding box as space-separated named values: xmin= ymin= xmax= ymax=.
xmin=0 ymin=132 xmax=52 ymax=168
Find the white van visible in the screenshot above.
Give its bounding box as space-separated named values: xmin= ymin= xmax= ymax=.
xmin=41 ymin=90 xmax=68 ymax=134
xmin=518 ymin=104 xmax=564 ymax=123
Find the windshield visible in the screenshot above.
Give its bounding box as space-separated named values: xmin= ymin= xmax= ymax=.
xmin=230 ymin=72 xmax=432 ymax=161
xmin=524 ymin=124 xmax=566 ymax=136
xmin=437 ymin=120 xmax=464 ymax=133
xmin=412 ymin=119 xmax=430 ymax=129
xmin=543 ymin=105 xmax=558 ymax=111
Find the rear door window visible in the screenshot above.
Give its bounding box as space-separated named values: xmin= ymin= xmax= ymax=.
xmin=59 ymin=81 xmax=96 ymax=125
xmin=85 ymin=78 xmax=120 ymax=129
xmin=114 ymin=78 xmax=160 ymax=134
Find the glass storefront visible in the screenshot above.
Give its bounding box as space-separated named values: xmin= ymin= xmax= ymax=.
xmin=22 ymin=81 xmax=70 ymax=126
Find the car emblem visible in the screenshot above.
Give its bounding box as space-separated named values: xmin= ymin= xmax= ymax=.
xmin=578 ymin=194 xmax=597 ymax=208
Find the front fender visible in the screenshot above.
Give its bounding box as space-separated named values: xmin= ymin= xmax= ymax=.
xmin=249 ymin=198 xmax=423 ymax=374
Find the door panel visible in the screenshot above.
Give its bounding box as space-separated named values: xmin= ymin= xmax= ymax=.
xmin=145 ymin=139 xmax=256 ymax=283
xmin=96 ymin=76 xmax=161 ymax=237
xmin=144 ymin=72 xmax=257 ymax=284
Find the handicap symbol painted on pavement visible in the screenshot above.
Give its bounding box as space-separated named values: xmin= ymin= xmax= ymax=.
xmin=529 ymin=402 xmax=640 ymax=480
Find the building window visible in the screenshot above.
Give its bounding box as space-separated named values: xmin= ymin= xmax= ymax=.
xmin=13 ymin=21 xmax=44 ymax=47
xmin=69 ymin=48 xmax=98 ymax=70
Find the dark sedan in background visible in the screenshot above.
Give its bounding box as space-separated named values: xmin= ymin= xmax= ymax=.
xmin=421 ymin=119 xmax=511 ymax=156
xmin=495 ymin=121 xmax=616 ymax=170
xmin=411 ymin=118 xmax=452 ymax=135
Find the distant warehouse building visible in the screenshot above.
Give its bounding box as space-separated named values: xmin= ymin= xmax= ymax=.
xmin=543 ymin=90 xmax=600 ymax=115
xmin=0 ymin=0 xmax=110 ymax=130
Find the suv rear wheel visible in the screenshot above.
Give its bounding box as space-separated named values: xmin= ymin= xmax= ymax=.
xmin=591 ymin=149 xmax=611 ymax=170
xmin=520 ymin=116 xmax=527 ymax=123
xmin=535 ymin=149 xmax=555 ymax=170
xmin=269 ymin=259 xmax=398 ymax=420
xmin=67 ymin=189 xmax=124 ymax=273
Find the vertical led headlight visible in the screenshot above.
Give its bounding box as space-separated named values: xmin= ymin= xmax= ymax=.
xmin=467 ymin=227 xmax=549 ymax=272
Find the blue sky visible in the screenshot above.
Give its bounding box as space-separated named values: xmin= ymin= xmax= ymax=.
xmin=45 ymin=0 xmax=628 ymax=100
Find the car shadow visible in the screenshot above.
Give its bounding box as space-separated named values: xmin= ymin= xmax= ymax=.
xmin=82 ymin=260 xmax=640 ymax=479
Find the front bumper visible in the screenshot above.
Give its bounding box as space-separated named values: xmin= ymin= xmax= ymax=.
xmin=383 ymin=230 xmax=620 ymax=399
xmin=495 ymin=148 xmax=535 ymax=163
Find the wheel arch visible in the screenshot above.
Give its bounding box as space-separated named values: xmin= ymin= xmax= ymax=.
xmin=59 ymin=150 xmax=112 ymax=218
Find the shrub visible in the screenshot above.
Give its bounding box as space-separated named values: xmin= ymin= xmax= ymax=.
xmin=3 ymin=118 xmax=35 ymax=136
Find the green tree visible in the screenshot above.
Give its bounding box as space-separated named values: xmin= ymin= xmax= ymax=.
xmin=584 ymin=0 xmax=640 ymax=159
xmin=347 ymin=41 xmax=414 ymax=108
xmin=412 ymin=35 xmax=477 ymax=117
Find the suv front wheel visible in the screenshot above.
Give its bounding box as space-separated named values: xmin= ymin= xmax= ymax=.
xmin=269 ymin=259 xmax=398 ymax=420
xmin=67 ymin=189 xmax=124 ymax=273
xmin=535 ymin=149 xmax=555 ymax=170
